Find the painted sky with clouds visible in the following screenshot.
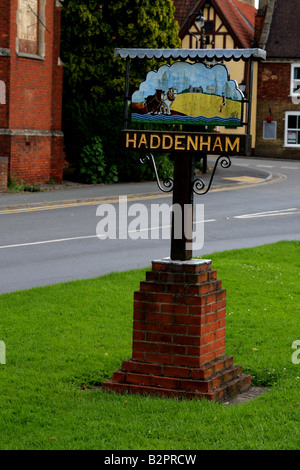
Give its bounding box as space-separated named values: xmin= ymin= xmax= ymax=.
xmin=132 ymin=62 xmax=243 ymax=103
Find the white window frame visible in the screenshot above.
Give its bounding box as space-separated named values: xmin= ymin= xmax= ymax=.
xmin=290 ymin=63 xmax=300 ymax=97
xmin=284 ymin=111 xmax=300 ymax=147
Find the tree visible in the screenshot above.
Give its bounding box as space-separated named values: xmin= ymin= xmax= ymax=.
xmin=60 ymin=0 xmax=180 ymax=182
xmin=61 ymin=1 xmax=180 ymax=102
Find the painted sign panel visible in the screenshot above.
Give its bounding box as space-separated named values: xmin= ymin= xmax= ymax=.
xmin=131 ymin=62 xmax=244 ymax=128
xmin=122 ymin=130 xmax=248 ymax=155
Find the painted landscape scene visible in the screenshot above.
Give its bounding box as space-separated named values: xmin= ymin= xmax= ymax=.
xmin=131 ymin=61 xmax=244 ymax=127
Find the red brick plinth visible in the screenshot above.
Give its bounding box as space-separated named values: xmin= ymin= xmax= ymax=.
xmin=103 ymin=259 xmax=251 ymax=401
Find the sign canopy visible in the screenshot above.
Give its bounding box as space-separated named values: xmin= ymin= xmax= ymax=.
xmin=114 ymin=48 xmax=266 ymax=62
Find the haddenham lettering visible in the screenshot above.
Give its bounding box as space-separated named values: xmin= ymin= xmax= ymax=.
xmin=123 ymin=130 xmax=246 ymax=156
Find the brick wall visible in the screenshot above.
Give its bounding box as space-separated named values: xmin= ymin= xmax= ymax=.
xmin=10 ymin=134 xmax=52 ymax=184
xmin=9 ymin=1 xmax=54 ymax=130
xmin=0 ymin=0 xmax=65 ymax=184
xmin=257 ymin=62 xmax=290 ymax=100
xmin=0 ymin=134 xmax=11 ymax=157
xmin=51 ymin=132 xmax=65 ymax=182
xmin=255 ymin=62 xmax=300 ymax=159
xmin=0 ymin=61 xmax=9 ymax=128
xmin=0 ymin=1 xmax=10 ymax=49
xmin=0 ymin=0 xmax=10 ymax=128
xmin=0 ymin=156 xmax=8 ymax=191
xmin=51 ymin=3 xmax=64 ymax=131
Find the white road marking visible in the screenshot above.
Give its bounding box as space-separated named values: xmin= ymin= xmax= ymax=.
xmin=257 ymin=164 xmax=274 ymax=168
xmin=232 ymin=163 xmax=249 ymax=167
xmin=0 ymin=220 xmax=216 ymax=250
xmin=2 ymin=206 xmax=297 ymax=249
xmin=234 ymin=208 xmax=299 ymax=219
xmin=0 ymin=235 xmax=99 ymax=249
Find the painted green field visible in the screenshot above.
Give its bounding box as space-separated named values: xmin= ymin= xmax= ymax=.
xmin=172 ymin=91 xmax=241 ymax=120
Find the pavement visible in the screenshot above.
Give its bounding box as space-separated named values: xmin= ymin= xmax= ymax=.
xmin=0 ymin=157 xmax=272 ymax=211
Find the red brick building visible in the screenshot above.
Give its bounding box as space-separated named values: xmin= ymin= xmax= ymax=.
xmin=0 ymin=0 xmax=65 ymax=186
xmin=254 ymin=0 xmax=300 ymax=159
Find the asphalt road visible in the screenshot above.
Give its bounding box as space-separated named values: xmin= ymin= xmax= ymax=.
xmin=0 ymin=156 xmax=299 ymax=293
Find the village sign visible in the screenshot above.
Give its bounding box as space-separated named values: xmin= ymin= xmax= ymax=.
xmin=115 ymin=47 xmax=266 ymax=259
xmin=102 ymin=47 xmax=267 ymax=402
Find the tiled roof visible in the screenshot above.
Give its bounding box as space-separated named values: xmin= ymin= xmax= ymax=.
xmin=173 ymin=1 xmax=199 ymax=27
xmin=174 ymin=0 xmax=256 ymax=48
xmin=215 ymin=0 xmax=256 ymax=47
xmin=264 ymin=0 xmax=300 ymax=59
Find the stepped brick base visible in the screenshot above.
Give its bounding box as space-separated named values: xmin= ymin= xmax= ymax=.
xmin=103 ymin=258 xmax=251 ymax=402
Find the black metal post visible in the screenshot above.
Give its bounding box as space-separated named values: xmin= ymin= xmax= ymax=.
xmin=170 ymin=153 xmax=195 ymax=260
xmin=247 ymin=58 xmax=254 ymax=156
xmin=123 ymin=57 xmax=131 ymax=130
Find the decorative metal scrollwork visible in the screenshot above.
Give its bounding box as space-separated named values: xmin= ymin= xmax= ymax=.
xmin=192 ymin=155 xmax=231 ymax=195
xmin=140 ymin=154 xmax=174 ymax=193
xmin=140 ymin=153 xmax=231 ymax=196
xmin=193 ymin=177 xmax=205 ymax=194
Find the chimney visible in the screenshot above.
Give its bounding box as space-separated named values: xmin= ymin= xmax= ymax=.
xmin=259 ymin=0 xmax=269 ymax=8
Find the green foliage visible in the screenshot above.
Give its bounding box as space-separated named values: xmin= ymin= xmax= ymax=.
xmin=7 ymin=174 xmax=25 ymax=192
xmin=7 ymin=175 xmax=42 ymax=193
xmin=61 ymin=0 xmax=180 ymax=101
xmin=60 ymin=0 xmax=181 ymax=181
xmin=79 ymin=136 xmax=118 ymax=184
xmin=62 ymin=96 xmax=174 ymax=182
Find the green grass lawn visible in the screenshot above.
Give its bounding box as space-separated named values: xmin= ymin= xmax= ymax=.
xmin=0 ymin=241 xmax=299 ymax=450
